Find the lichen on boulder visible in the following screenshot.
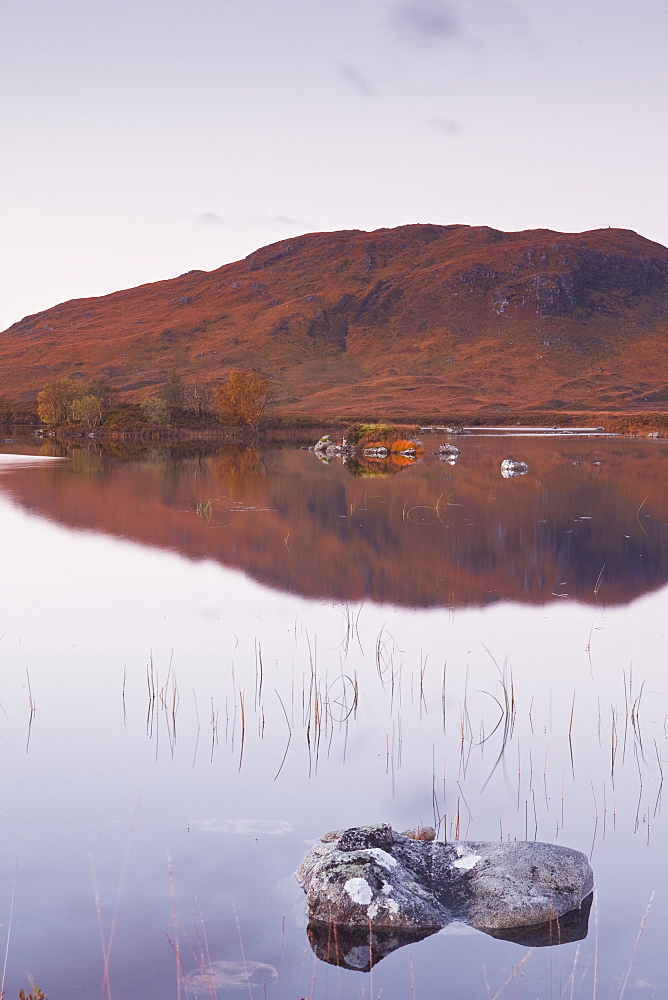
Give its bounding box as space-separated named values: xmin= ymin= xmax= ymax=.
xmin=296 ymin=824 xmax=594 ymax=968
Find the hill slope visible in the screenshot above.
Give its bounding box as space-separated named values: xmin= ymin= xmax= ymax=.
xmin=2 ymin=224 xmax=667 ymax=414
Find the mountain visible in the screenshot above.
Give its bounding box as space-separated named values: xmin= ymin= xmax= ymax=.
xmin=2 ymin=224 xmax=667 ymax=415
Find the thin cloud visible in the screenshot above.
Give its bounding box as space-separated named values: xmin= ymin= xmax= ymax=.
xmin=197 ymin=212 xmax=225 ymax=226
xmin=270 ymin=215 xmax=307 ymax=227
xmin=339 ymin=62 xmax=376 ymax=98
xmin=389 ymin=0 xmax=530 ymax=51
xmin=391 ymin=1 xmax=459 ymax=46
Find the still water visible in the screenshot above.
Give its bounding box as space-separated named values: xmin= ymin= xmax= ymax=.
xmin=0 ymin=435 xmax=666 ymax=999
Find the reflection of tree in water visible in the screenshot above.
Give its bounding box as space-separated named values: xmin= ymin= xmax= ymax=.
xmin=38 ymin=440 xmax=73 ymax=459
xmin=38 ymin=438 xmax=229 ymax=463
xmin=344 ymin=454 xmax=419 ymax=478
xmin=211 ymin=444 xmax=265 ymax=478
xmin=4 ymin=441 xmax=667 ymax=608
xmin=38 ymin=441 xmax=106 ymax=474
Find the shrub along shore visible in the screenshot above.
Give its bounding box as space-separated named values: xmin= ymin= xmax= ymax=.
xmin=0 ymin=372 xmax=665 ymax=440
xmin=0 ymin=412 xmax=665 ymax=443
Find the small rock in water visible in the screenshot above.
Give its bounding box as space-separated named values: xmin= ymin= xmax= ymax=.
xmin=501 ymin=458 xmax=528 ymax=477
xmin=312 ymin=434 xmax=348 ymax=459
xmin=321 ymin=829 xmax=343 ymax=842
xmin=403 ymin=825 xmax=436 ymax=841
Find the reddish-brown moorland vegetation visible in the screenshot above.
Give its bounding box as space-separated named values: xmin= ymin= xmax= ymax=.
xmin=1 ymin=224 xmax=667 ymax=417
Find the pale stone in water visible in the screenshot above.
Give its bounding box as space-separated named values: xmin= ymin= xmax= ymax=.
xmin=501 ymin=458 xmax=529 ymax=477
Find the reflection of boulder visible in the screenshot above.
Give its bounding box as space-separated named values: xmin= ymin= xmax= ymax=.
xmin=313 ymin=434 xmax=349 ymax=461
xmin=481 ymin=891 xmax=593 ymax=948
xmin=439 ymin=442 xmax=460 ymax=459
xmin=501 ymin=458 xmax=528 ymax=477
xmin=313 ymin=429 xmax=423 ymax=474
xmin=307 ymin=920 xmax=438 ymax=971
xmin=297 ymin=825 xmax=593 ymax=968
xmin=307 ymin=900 xmax=592 ymax=970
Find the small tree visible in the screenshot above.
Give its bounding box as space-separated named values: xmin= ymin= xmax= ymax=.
xmin=70 ymin=394 xmax=103 ymax=428
xmin=158 ymin=376 xmax=213 ymax=419
xmin=212 ymin=370 xmax=278 ymax=429
xmin=87 ymin=379 xmax=114 ymax=408
xmin=157 ymin=374 xmax=187 ymax=408
xmin=37 ymin=378 xmax=84 ymax=425
xmin=141 ymin=396 xmax=170 ymax=425
xmin=184 ymin=381 xmax=213 ymax=419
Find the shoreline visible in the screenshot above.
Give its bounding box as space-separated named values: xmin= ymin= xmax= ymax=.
xmin=1 ymin=409 xmax=665 ymax=442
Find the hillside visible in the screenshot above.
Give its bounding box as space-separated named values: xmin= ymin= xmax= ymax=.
xmin=2 ymin=224 xmax=668 ymax=415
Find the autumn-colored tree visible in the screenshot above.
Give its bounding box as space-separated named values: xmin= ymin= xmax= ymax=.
xmin=36 ymin=378 xmax=85 ymax=425
xmin=70 ymin=394 xmax=103 ymax=428
xmin=141 ymin=396 xmax=170 ymax=425
xmin=212 ymin=370 xmax=278 ymax=428
xmin=37 ymin=378 xmax=110 ymax=426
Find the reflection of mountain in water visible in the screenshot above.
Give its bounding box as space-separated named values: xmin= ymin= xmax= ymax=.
xmin=1 ymin=438 xmax=666 ymax=608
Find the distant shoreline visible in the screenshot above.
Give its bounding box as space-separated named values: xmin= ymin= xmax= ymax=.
xmin=1 ymin=409 xmax=666 ymax=442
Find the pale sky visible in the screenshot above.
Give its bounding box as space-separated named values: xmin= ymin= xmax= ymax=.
xmin=2 ymin=0 xmax=667 ymax=332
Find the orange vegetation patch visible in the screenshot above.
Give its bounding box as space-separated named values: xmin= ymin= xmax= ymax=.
xmin=390 ymin=439 xmax=423 ymax=455
xmin=385 ymin=454 xmax=417 ymax=468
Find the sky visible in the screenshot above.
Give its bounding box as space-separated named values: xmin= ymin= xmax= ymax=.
xmin=2 ymin=0 xmax=668 ymax=332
